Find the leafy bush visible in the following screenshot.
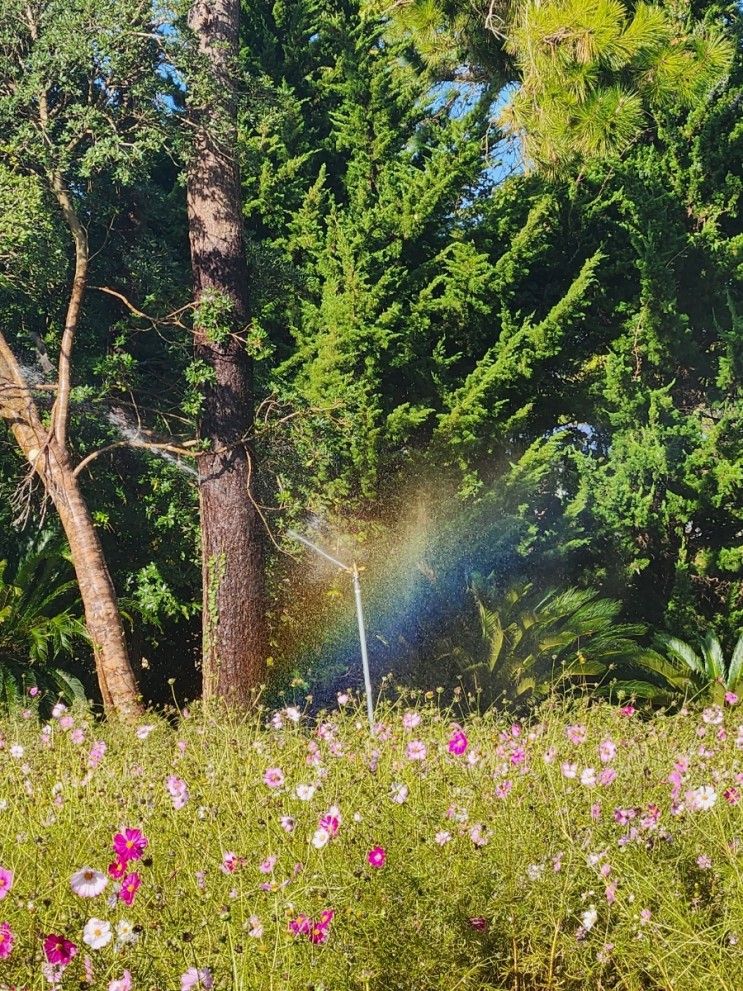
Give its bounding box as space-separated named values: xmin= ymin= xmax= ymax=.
xmin=0 ymin=696 xmax=741 ymax=989
xmin=0 ymin=535 xmax=87 ymax=708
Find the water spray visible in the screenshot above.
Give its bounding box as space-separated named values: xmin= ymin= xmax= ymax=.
xmin=287 ymin=529 xmax=375 ymax=732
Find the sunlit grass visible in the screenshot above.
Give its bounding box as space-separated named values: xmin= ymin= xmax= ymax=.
xmin=0 ymin=694 xmax=740 ymax=990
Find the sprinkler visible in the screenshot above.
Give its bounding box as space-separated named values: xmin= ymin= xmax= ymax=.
xmin=287 ymin=529 xmax=375 ymax=731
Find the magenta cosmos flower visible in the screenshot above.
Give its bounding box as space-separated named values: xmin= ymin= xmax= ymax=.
xmin=448 ymin=729 xmax=468 ymax=756
xmin=0 ymin=922 xmax=14 ymax=959
xmin=108 ymin=858 xmax=128 ymax=879
xmin=43 ymin=934 xmax=77 ymax=966
xmin=119 ymin=872 xmax=141 ymax=906
xmin=0 ymin=867 xmax=13 ymax=900
xmin=112 ymin=828 xmax=148 ymax=863
xmin=367 ymin=846 xmax=387 ymax=868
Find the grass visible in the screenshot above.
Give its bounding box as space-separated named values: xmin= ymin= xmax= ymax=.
xmin=0 ymin=692 xmax=741 ymax=990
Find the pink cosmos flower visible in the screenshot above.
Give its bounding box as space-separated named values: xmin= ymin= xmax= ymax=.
xmin=723 ymin=787 xmax=740 ymax=805
xmin=181 ymin=967 xmax=213 ymax=990
xmin=402 ymin=711 xmax=421 ymax=730
xmin=263 ymin=767 xmax=285 ymax=789
xmin=259 ymin=855 xmax=277 ymax=874
xmin=494 ymin=780 xmax=513 ymax=799
xmin=43 ymin=934 xmax=78 ymax=966
xmin=406 ymin=740 xmax=427 ymax=761
xmin=599 ymin=739 xmax=617 ymax=763
xmin=599 ymin=768 xmax=617 ymax=787
xmin=468 ymin=917 xmax=488 ymax=932
xmin=119 ymin=872 xmax=141 ymax=906
xmin=221 ymin=852 xmax=242 ymax=874
xmin=70 ymin=867 xmax=108 ymax=898
xmin=112 ymin=828 xmax=148 ymax=863
xmin=88 ymin=740 xmax=107 ymax=768
xmin=309 ymin=922 xmax=330 ymax=944
xmin=0 ymin=922 xmax=14 ymax=959
xmin=619 ymin=705 xmax=636 ymax=717
xmin=448 ymin=729 xmax=468 ymax=756
xmin=0 ymin=867 xmax=13 ymax=900
xmin=566 ymin=724 xmax=587 ymax=745
xmin=367 ymin=846 xmax=386 ymax=868
xmin=280 ymin=816 xmax=295 ymax=832
xmin=108 ymin=971 xmax=132 ymax=991
xmin=724 ymin=691 xmax=738 ymax=705
xmin=29 ymin=685 xmax=40 ymax=697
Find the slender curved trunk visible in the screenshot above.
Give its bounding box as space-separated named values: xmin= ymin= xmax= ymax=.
xmin=186 ymin=0 xmax=267 ymax=705
xmin=0 ymin=337 xmax=141 ymax=717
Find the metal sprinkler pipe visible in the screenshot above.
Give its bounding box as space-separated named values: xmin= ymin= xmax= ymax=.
xmin=287 ymin=529 xmax=375 ymax=731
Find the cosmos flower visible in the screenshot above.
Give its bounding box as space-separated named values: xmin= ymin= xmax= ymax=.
xmin=115 ymin=919 xmax=138 ymax=947
xmin=263 ymin=767 xmax=285 ymax=789
xmin=108 ymin=971 xmax=133 ymax=991
xmin=0 ymin=867 xmax=13 ymax=900
xmin=390 ymin=782 xmax=409 ymax=804
xmin=43 ymin=934 xmax=78 ymax=966
xmin=406 ymin=740 xmax=427 ymax=761
xmin=581 ymin=907 xmax=598 ymax=932
xmin=181 ymin=967 xmax=213 ymax=990
xmin=112 ymin=828 xmax=148 ymax=863
xmin=319 ymin=806 xmax=341 ymax=836
xmin=259 ymin=855 xmax=277 ymax=874
xmin=108 ymin=859 xmax=128 ymax=879
xmin=599 ymin=739 xmax=617 ymax=763
xmin=119 ymin=872 xmax=141 ymax=906
xmin=71 ymin=867 xmax=108 ymax=898
xmin=0 ymin=922 xmax=14 ymax=959
xmin=402 ymin=711 xmax=422 ymax=730
xmin=83 ymin=918 xmax=112 ymax=950
xmin=367 ymin=846 xmax=387 ymax=868
xmin=448 ymin=729 xmax=468 ymax=756
xmin=566 ymin=725 xmax=587 ymax=745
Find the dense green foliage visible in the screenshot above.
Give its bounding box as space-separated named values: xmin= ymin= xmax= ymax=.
xmin=0 ymin=0 xmax=740 ymax=702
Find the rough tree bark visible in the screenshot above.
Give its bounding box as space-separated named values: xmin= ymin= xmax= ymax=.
xmin=186 ymin=0 xmax=268 ymax=704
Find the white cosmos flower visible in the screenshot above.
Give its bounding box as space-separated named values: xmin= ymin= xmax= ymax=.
xmin=311 ymin=827 xmax=330 ymax=849
xmin=83 ymin=917 xmax=112 ymax=949
xmin=693 ymin=785 xmax=718 ymax=811
xmin=115 ymin=918 xmax=138 ymax=946
xmin=71 ymin=867 xmax=108 ymax=898
xmin=295 ymin=784 xmax=316 ymax=801
xmin=135 ymin=725 xmax=156 ymax=740
xmin=581 ymin=906 xmax=598 ymax=932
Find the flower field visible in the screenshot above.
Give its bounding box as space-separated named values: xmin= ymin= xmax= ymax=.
xmin=0 ymin=696 xmax=741 ymax=990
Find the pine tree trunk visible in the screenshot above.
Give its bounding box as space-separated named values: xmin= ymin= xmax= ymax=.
xmin=0 ymin=341 xmax=142 ymax=717
xmin=186 ymin=0 xmax=267 ymax=705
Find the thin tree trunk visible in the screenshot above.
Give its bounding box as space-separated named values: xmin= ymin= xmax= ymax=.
xmin=186 ymin=0 xmax=267 ymax=705
xmin=0 ymin=335 xmax=141 ymax=717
